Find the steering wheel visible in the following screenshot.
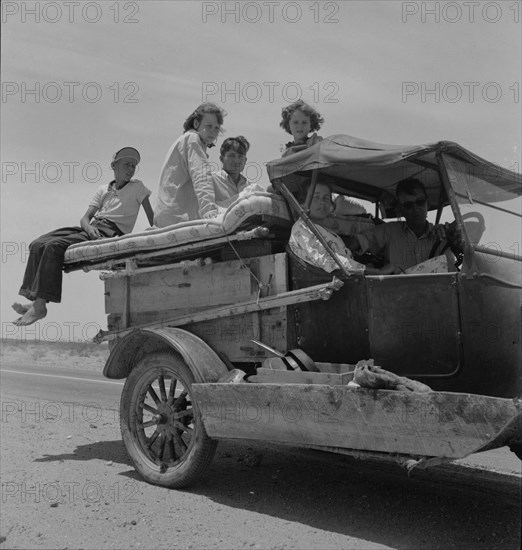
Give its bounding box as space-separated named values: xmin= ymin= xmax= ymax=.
xmin=461 ymin=211 xmax=486 ymax=244
xmin=428 ymin=219 xmax=466 ymax=267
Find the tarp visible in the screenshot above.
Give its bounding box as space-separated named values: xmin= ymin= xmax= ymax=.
xmin=266 ymin=135 xmax=521 ymax=214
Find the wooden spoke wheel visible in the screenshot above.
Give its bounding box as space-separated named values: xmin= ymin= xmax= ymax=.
xmin=120 ymin=351 xmax=217 ymax=488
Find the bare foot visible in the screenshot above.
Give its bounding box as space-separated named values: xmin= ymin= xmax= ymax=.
xmin=13 ymin=303 xmax=48 ymax=326
xmin=12 ymin=302 xmax=31 ymax=315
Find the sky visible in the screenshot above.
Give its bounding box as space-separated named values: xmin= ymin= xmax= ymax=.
xmin=1 ymin=0 xmax=521 ymax=343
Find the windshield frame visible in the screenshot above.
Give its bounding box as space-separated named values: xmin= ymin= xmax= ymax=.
xmin=438 ymin=152 xmax=522 ymax=263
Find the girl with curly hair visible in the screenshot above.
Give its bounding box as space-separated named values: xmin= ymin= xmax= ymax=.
xmin=280 ymin=100 xmax=324 ymax=157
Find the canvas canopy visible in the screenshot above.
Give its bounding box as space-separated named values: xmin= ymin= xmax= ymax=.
xmin=266 ymin=134 xmax=521 ymax=218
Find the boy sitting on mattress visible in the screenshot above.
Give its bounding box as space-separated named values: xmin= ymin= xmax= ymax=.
xmin=12 ymin=147 xmax=154 ymax=326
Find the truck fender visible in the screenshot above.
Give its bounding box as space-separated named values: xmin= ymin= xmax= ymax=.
xmin=103 ymin=327 xmax=229 ymax=382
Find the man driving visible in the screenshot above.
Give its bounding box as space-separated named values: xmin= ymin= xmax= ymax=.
xmin=349 ymin=178 xmax=460 ymax=273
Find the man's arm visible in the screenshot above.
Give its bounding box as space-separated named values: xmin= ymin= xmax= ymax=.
xmin=430 ymin=221 xmax=463 ymax=268
xmin=344 ymin=224 xmax=400 ymax=270
xmin=80 ymin=206 xmax=102 ymax=239
xmin=347 ymin=224 xmax=384 ymax=257
xmin=432 ymin=222 xmax=463 ymax=251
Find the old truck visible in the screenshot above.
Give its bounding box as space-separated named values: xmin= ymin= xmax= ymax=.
xmin=64 ymin=134 xmax=522 ymax=488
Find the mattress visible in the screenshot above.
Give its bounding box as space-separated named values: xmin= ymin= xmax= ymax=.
xmin=63 ymin=192 xmax=377 ymax=270
xmin=64 ymin=192 xmax=292 ymax=267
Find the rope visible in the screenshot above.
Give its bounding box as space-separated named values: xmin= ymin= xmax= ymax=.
xmin=223 ymin=228 xmax=265 ymax=303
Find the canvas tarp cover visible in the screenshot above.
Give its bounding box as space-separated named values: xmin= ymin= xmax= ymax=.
xmin=266 ymin=134 xmax=521 ymax=213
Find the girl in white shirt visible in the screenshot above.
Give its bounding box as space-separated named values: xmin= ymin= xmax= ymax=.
xmin=155 ymin=103 xmax=227 ymax=227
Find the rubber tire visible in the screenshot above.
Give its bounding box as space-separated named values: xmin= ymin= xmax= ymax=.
xmin=120 ymin=350 xmax=217 ymax=488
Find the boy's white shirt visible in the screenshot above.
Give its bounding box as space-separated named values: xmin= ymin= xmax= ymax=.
xmin=90 ymin=178 xmax=151 ymax=234
xmin=212 ymin=168 xmax=264 ymax=208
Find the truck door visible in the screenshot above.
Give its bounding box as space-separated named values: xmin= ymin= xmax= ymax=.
xmin=365 ymin=273 xmax=461 ymax=377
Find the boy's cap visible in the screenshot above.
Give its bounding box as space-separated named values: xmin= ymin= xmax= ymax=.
xmin=113 ymin=147 xmax=140 ymax=164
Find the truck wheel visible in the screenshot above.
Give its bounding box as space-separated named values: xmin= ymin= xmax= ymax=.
xmin=120 ymin=350 xmax=217 ymax=488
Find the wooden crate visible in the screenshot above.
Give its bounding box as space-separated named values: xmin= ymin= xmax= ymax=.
xmin=185 ymin=308 xmax=288 ymax=362
xmin=104 ymin=253 xmax=289 ymax=362
xmin=105 ymin=253 xmax=288 ymax=315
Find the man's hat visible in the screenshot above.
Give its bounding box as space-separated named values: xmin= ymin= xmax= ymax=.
xmin=112 ymin=147 xmax=140 ymax=164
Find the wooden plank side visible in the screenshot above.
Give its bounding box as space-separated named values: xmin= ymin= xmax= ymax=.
xmin=192 ymin=384 xmax=519 ymax=458
xmin=247 ymin=253 xmax=287 ymax=297
xmin=185 ymin=306 xmax=288 ymax=362
xmin=107 ymin=306 xmax=288 ymax=360
xmin=107 ymin=307 xmax=208 ymax=332
xmin=104 ymin=253 xmax=288 ymax=314
xmin=105 ymin=261 xmax=251 ymax=313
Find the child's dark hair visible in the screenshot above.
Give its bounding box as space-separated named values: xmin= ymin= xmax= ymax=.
xmin=183 ymin=103 xmax=227 ymax=132
xmin=220 ymin=136 xmax=250 ymax=157
xmin=280 ymin=100 xmax=324 ymax=135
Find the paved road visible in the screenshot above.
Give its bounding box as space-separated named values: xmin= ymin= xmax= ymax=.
xmin=1 ymin=362 xmax=520 ymax=549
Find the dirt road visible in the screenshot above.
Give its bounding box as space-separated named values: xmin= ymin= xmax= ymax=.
xmin=1 ymin=341 xmax=520 ymax=549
